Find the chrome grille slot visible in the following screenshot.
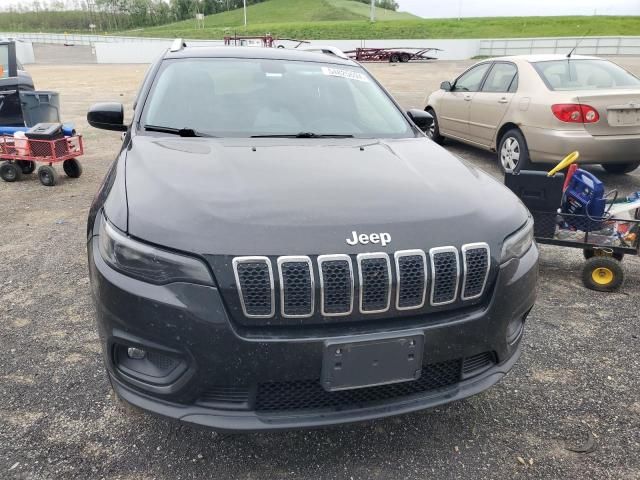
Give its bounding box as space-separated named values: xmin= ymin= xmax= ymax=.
xmin=233 ymin=257 xmax=274 ymax=318
xmin=461 ymin=243 xmax=490 ymax=300
xmin=357 ymin=253 xmax=391 ymax=314
xmin=395 ymin=250 xmax=427 ymax=310
xmin=278 ymin=256 xmax=314 ymax=318
xmin=430 ymin=247 xmax=460 ymax=306
xmin=318 ymin=255 xmax=354 ymax=316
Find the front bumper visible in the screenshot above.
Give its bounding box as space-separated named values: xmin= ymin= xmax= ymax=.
xmin=89 ymin=237 xmax=538 ymax=432
xmin=522 ymin=126 xmax=640 ymax=165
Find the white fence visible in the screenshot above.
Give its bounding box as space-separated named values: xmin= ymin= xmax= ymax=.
xmin=479 ymin=36 xmax=640 ymax=57
xmin=5 ymin=32 xmax=640 ymax=63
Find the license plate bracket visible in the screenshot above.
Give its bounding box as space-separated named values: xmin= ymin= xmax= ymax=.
xmin=321 ymin=334 xmax=424 ymax=392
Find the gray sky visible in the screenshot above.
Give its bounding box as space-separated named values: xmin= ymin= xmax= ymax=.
xmin=396 ymin=0 xmax=640 ymax=18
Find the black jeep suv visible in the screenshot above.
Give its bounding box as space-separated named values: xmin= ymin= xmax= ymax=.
xmin=87 ymin=45 xmax=538 ymax=431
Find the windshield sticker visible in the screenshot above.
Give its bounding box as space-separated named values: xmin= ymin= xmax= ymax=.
xmin=321 ymin=66 xmax=369 ymax=83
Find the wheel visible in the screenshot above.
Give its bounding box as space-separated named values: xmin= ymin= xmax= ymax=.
xmin=425 ymin=108 xmax=445 ymax=145
xmin=16 ymin=160 xmax=36 ymax=174
xmin=0 ymin=161 xmax=22 ymax=182
xmin=63 ymin=159 xmax=83 ymax=178
xmin=390 ymin=53 xmax=400 ymax=63
xmin=400 ymin=53 xmax=410 ymax=63
xmin=583 ymin=248 xmax=624 ymax=262
xmin=601 ymin=162 xmax=640 ymax=174
xmin=38 ymin=165 xmax=58 ymax=186
xmin=498 ymin=128 xmax=531 ymax=174
xmin=581 ymin=256 xmax=624 ymax=292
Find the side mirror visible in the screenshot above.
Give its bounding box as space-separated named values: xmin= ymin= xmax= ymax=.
xmin=87 ymin=102 xmax=127 ymax=132
xmin=440 ymin=81 xmax=452 ymax=92
xmin=407 ymin=109 xmax=434 ymax=131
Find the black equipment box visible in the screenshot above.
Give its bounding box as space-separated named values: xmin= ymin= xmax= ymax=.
xmin=25 ymin=122 xmax=64 ymax=140
xmin=505 ymin=170 xmax=565 ymax=238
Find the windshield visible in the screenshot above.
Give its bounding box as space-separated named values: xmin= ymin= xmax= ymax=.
xmin=533 ymin=59 xmax=640 ymax=91
xmin=141 ymin=58 xmax=413 ymax=138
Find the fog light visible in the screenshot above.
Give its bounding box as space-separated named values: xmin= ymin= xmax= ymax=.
xmin=506 ymin=314 xmax=527 ymax=344
xmin=127 ymin=347 xmax=146 ymax=360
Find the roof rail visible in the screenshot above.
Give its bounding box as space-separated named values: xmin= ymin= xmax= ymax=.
xmin=299 ymin=45 xmax=349 ymax=60
xmin=170 ymin=38 xmax=186 ymax=52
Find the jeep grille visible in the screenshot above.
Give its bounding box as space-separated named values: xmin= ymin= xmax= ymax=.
xmin=232 ymin=244 xmax=490 ymax=320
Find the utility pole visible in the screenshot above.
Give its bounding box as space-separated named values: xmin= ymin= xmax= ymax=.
xmin=370 ymin=0 xmax=375 ymax=22
xmin=244 ymin=0 xmax=247 ymax=27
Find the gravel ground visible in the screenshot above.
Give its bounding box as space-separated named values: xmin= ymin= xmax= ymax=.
xmin=0 ymin=61 xmax=638 ymax=480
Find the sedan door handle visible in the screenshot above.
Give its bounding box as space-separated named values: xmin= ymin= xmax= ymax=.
xmin=463 ymin=94 xmax=473 ymax=101
xmin=498 ymin=97 xmax=509 ymax=104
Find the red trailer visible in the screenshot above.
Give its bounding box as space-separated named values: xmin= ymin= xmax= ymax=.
xmin=345 ymin=47 xmax=442 ymax=63
xmin=0 ymin=134 xmax=84 ymax=186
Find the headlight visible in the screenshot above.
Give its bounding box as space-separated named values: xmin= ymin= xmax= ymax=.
xmin=500 ymin=216 xmax=534 ymax=263
xmin=98 ymin=214 xmax=213 ymax=286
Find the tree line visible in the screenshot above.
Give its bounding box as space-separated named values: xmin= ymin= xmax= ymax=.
xmin=0 ymin=0 xmax=398 ymax=32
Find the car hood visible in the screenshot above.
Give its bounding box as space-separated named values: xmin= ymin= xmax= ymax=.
xmin=122 ymin=136 xmax=528 ymax=256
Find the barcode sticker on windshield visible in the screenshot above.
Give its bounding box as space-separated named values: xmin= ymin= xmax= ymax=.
xmin=321 ymin=67 xmax=369 ymax=83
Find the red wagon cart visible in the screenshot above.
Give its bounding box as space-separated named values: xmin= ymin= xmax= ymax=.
xmin=0 ymin=133 xmax=84 ymax=186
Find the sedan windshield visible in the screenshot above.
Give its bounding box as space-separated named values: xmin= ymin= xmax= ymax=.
xmin=141 ymin=58 xmax=413 ymax=138
xmin=533 ymin=59 xmax=640 ymax=91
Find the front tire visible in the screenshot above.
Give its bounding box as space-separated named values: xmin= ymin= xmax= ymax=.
xmin=425 ymin=108 xmax=445 ymax=145
xmin=601 ymin=162 xmax=640 ymax=174
xmin=63 ymin=159 xmax=82 ymax=178
xmin=38 ymin=165 xmax=58 ymax=186
xmin=498 ymin=128 xmax=531 ymax=174
xmin=0 ymin=161 xmax=22 ymax=182
xmin=582 ymin=256 xmax=624 ymax=292
xmin=390 ymin=53 xmax=400 ymax=63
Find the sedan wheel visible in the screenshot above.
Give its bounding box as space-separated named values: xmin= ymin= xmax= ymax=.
xmin=498 ymin=129 xmax=531 ymax=174
xmin=500 ymin=137 xmax=521 ymax=173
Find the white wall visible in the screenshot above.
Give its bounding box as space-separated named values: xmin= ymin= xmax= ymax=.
xmin=14 ymin=40 xmax=35 ymax=64
xmin=94 ymin=38 xmax=481 ymax=63
xmin=95 ymin=41 xmax=172 ymax=64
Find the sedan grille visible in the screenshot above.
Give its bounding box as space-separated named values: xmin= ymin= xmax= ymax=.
xmin=232 ymin=244 xmax=490 ymax=320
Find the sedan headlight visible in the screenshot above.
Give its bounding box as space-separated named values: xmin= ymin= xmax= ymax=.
xmin=98 ymin=214 xmax=213 ymax=286
xmin=500 ymin=216 xmax=534 ymax=263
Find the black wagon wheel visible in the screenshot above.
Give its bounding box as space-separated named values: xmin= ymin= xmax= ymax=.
xmin=38 ymin=165 xmax=59 ymax=187
xmin=16 ymin=160 xmax=36 ymax=174
xmin=389 ymin=53 xmax=400 ymax=63
xmin=583 ymin=248 xmax=624 ymax=262
xmin=400 ymin=53 xmax=411 ymax=63
xmin=581 ymin=256 xmax=624 ymax=292
xmin=63 ymin=158 xmax=83 ymax=178
xmin=0 ymin=161 xmax=22 ymax=182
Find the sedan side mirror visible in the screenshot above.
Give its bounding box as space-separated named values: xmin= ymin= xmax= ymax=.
xmin=407 ymin=109 xmax=434 ymax=131
xmin=87 ymin=102 xmax=127 ymax=132
xmin=440 ymin=81 xmax=452 ymax=91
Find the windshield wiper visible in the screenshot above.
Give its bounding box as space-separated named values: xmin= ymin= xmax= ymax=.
xmin=143 ymin=125 xmax=214 ymax=137
xmin=251 ymin=132 xmax=354 ymax=138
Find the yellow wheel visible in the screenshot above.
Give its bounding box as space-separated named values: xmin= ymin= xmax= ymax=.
xmin=591 ymin=267 xmax=614 ymax=285
xmin=582 ymin=256 xmax=624 ymax=292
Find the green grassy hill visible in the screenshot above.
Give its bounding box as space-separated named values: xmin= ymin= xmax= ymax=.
xmin=134 ymin=0 xmax=416 ymax=35
xmin=127 ymin=9 xmax=640 ymax=41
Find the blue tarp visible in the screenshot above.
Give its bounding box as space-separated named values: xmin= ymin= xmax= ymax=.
xmin=0 ymin=124 xmax=76 ymax=137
